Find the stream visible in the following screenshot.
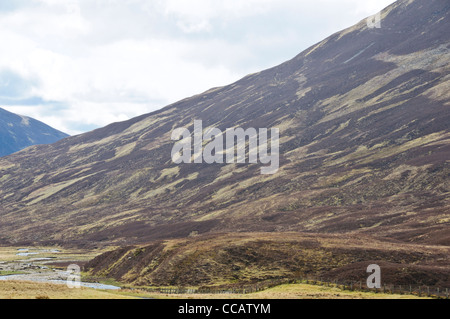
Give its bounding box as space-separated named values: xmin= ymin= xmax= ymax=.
xmin=0 ymin=248 xmax=121 ymax=291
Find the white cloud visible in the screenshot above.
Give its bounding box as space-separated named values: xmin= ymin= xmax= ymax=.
xmin=0 ymin=0 xmax=396 ymax=135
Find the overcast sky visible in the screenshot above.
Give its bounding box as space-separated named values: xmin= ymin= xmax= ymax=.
xmin=0 ymin=0 xmax=396 ymax=135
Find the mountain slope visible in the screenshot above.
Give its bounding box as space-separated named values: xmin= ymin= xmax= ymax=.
xmin=85 ymin=232 xmax=450 ymax=288
xmin=0 ymin=107 xmax=69 ymax=157
xmin=0 ymin=0 xmax=449 ymax=247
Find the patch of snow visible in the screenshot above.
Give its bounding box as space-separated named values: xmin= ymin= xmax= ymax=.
xmin=20 ymin=116 xmax=30 ymax=127
xmin=344 ymin=43 xmax=375 ymax=64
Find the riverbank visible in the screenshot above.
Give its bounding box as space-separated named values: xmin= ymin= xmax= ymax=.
xmin=0 ymin=246 xmax=123 ymax=290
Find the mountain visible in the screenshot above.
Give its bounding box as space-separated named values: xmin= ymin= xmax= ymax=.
xmin=0 ymin=0 xmax=449 ymax=254
xmin=0 ymin=107 xmax=69 ymax=157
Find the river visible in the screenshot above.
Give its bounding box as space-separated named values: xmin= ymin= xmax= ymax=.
xmin=0 ymin=248 xmax=121 ymax=291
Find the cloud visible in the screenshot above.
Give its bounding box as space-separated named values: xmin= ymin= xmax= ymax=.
xmin=0 ymin=69 xmax=36 ymax=98
xmin=0 ymin=0 xmax=395 ymax=135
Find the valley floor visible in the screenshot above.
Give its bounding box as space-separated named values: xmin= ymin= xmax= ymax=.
xmin=0 ymin=280 xmax=429 ymax=299
xmin=0 ymin=280 xmax=134 ymax=299
xmin=0 ymin=238 xmax=446 ymax=300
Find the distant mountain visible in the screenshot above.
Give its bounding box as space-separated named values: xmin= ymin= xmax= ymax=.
xmin=0 ymin=0 xmax=449 ymax=249
xmin=0 ymin=107 xmax=69 ymax=157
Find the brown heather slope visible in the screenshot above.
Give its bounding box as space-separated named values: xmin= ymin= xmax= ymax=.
xmin=85 ymin=232 xmax=450 ymax=288
xmin=0 ymin=0 xmax=449 ymax=251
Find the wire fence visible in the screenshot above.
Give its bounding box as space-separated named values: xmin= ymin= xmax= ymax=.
xmin=141 ymin=277 xmax=449 ymax=299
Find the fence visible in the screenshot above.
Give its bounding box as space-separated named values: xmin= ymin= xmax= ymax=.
xmin=297 ymin=278 xmax=449 ymax=299
xmin=141 ymin=277 xmax=449 ymax=299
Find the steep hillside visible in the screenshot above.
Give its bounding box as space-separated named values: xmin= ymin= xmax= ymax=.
xmin=0 ymin=0 xmax=449 ymax=247
xmin=0 ymin=107 xmax=68 ymax=157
